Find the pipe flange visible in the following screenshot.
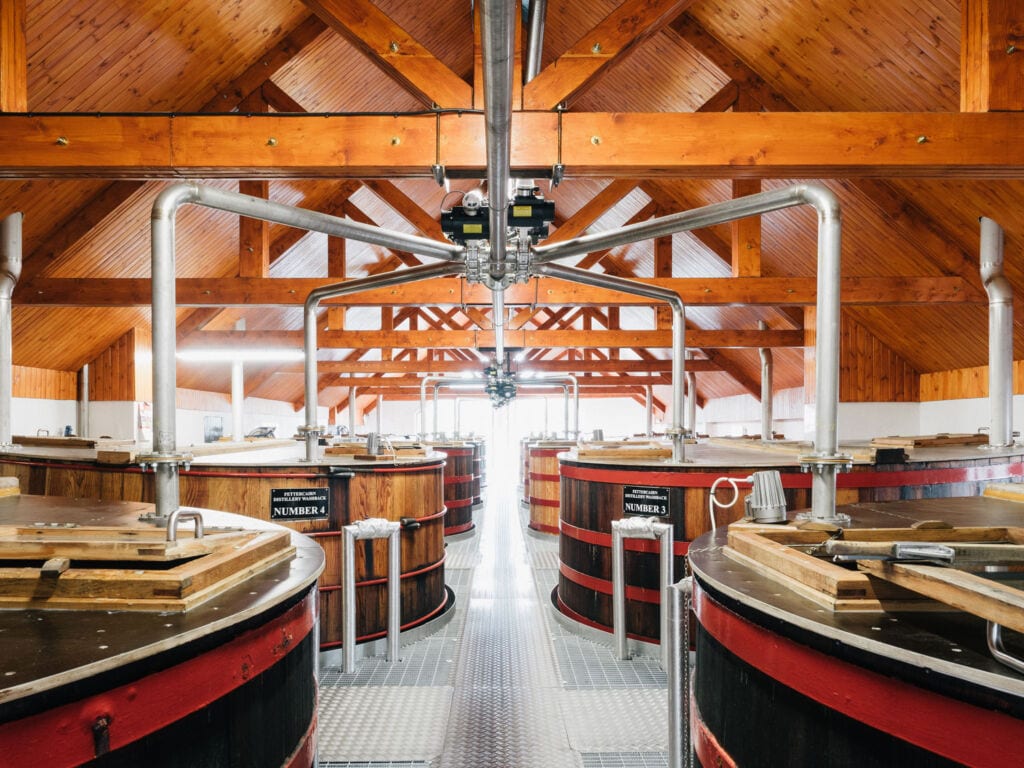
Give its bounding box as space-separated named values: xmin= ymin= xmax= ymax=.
xmin=137 ymin=452 xmax=193 ymax=472
xmin=794 ymin=510 xmax=852 ymax=526
xmin=297 ymin=425 xmax=324 ymax=435
xmin=798 ymin=454 xmax=853 ymax=472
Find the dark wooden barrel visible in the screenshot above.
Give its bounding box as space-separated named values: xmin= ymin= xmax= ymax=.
xmin=555 ymin=448 xmax=1024 ymax=644
xmin=520 ymin=437 xmax=533 ymax=506
xmin=0 ymin=497 xmax=322 ymax=768
xmin=432 ymin=443 xmax=475 ymax=535
xmin=527 ymin=441 xmax=575 ymax=534
xmin=468 ymin=437 xmax=486 ymax=507
xmin=688 ymin=496 xmax=1024 ymax=768
xmin=0 ymin=453 xmax=449 ymax=651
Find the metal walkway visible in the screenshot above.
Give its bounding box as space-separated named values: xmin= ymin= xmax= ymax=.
xmin=317 ymin=472 xmax=669 ymax=768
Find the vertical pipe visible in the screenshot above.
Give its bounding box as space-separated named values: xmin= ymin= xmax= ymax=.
xmin=231 ymin=360 xmax=244 ymax=441
xmin=0 ymin=213 xmax=22 ymax=448
xmin=387 ymin=529 xmax=402 ymax=663
xmin=685 ymin=370 xmax=696 ymax=438
xmin=375 ymin=394 xmax=382 ymax=434
xmin=658 ymin=527 xmax=674 ymax=670
xmin=611 ymin=522 xmax=628 ymax=660
xmin=433 ymin=383 xmax=441 ymax=437
xmin=645 ymin=386 xmax=654 ymax=437
xmin=78 ymin=364 xmax=89 ymax=438
xmin=342 ymin=527 xmax=357 ymax=673
xmin=759 ymin=320 xmax=774 ymax=441
xmin=454 ymin=397 xmax=462 ymax=436
xmin=524 ymin=0 xmax=547 ymax=83
xmin=981 ymin=216 xmax=1013 ymax=447
xmin=562 ymin=384 xmax=570 ymax=438
xmin=349 ymin=386 xmax=357 ymax=437
xmin=493 ymin=287 xmax=506 ymax=365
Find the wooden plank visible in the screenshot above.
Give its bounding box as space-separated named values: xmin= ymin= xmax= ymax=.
xmin=301 ymin=0 xmax=472 ymax=108
xmin=20 ymin=275 xmax=973 ymax=308
xmin=523 ymin=0 xmax=696 ymax=109
xmin=962 ymin=0 xmax=1024 ymax=112
xmin=860 ymin=560 xmax=1024 ymax=633
xmin=826 ymin=539 xmax=1024 ymax=564
xmin=575 ymin=446 xmax=672 ymax=458
xmin=731 ymin=178 xmax=762 ymax=277
xmin=0 ymin=0 xmax=26 ymax=112
xmin=870 ymin=433 xmax=989 ymax=448
xmin=238 ymin=179 xmax=270 ymax=278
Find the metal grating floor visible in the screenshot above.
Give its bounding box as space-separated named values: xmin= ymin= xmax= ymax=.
xmin=318 ymin=466 xmax=668 ymax=767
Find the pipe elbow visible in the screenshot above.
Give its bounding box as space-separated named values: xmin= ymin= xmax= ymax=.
xmin=980 ymin=217 xmax=1013 ymax=303
xmin=794 ymin=183 xmax=841 ymax=222
xmin=152 ymin=183 xmax=200 ymax=222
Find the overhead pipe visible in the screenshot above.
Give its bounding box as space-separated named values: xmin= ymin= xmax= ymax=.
xmin=981 ymin=217 xmax=1014 ymax=448
xmin=305 ymin=261 xmax=464 ymax=460
xmin=524 ymin=0 xmax=547 ymax=83
xmin=78 ymin=364 xmax=89 ymax=438
xmin=686 ymin=369 xmax=697 ymax=438
xmin=431 ymin=378 xmax=486 ymax=437
xmin=150 ymin=183 xmax=464 ymax=521
xmin=349 ymin=386 xmax=358 ymax=437
xmin=645 ymin=386 xmax=654 ymax=436
xmin=517 ymin=373 xmax=579 ymax=436
xmin=0 ymin=213 xmax=21 ymax=449
xmin=534 ymin=184 xmax=846 ymax=518
xmin=759 ymin=320 xmax=774 ymax=441
xmin=493 ymin=288 xmax=506 ymax=363
xmin=533 ymin=262 xmax=687 ymax=462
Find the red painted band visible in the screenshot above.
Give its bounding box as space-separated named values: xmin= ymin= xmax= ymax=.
xmin=366 ymin=463 xmax=443 ymax=473
xmin=444 ymin=497 xmax=474 ymax=508
xmin=444 ymin=520 xmax=475 ymax=535
xmin=555 ymin=592 xmax=659 ymax=644
xmin=692 ymin=701 xmax=737 ymax=768
xmin=560 ymin=519 xmax=690 ymax=556
xmin=284 ymin=714 xmax=317 ymax=768
xmin=693 ymin=581 xmax=1024 ymax=766
xmin=529 ymin=496 xmax=560 ymax=508
xmin=529 ymin=472 xmax=561 ymax=482
xmin=559 ymin=561 xmax=663 ymax=604
xmin=320 ymin=587 xmax=452 ymax=647
xmin=528 ymin=521 xmax=560 ymax=535
xmin=444 ymin=474 xmax=474 ymax=484
xmin=0 ymin=590 xmax=316 ymax=768
xmin=562 ymin=460 xmax=1024 ymax=490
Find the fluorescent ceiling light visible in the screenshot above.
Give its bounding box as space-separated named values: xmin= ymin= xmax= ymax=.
xmin=177 ymin=348 xmax=305 ymax=363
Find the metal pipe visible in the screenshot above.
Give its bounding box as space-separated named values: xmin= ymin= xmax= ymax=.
xmin=231 ymin=359 xmax=244 ymax=441
xmin=349 ymin=386 xmax=357 ymax=437
xmin=981 ymin=217 xmax=1013 ymax=447
xmin=518 ymin=374 xmax=578 ymax=436
xmin=305 ymin=261 xmax=464 ymax=461
xmin=685 ymin=369 xmax=696 ymax=438
xmin=480 ymin=0 xmax=515 ymax=277
xmin=759 ymin=320 xmax=774 ymax=441
xmin=432 ymin=378 xmax=486 ymax=437
xmin=524 ymin=0 xmax=547 ymax=83
xmin=151 ymin=183 xmax=463 ymax=518
xmin=535 ymin=184 xmax=845 ymax=516
xmin=645 ymin=386 xmax=654 ymax=436
xmin=375 ymin=394 xmax=383 ymax=434
xmin=534 ymin=262 xmax=687 ymax=462
xmin=493 ymin=287 xmax=506 ymax=363
xmin=667 ymin=577 xmax=693 ymax=768
xmin=611 ymin=517 xmax=674 ymax=669
xmin=987 ymin=621 xmax=1024 ymax=675
xmin=78 ymin=364 xmax=89 ymax=438
xmin=0 ymin=213 xmax=22 ymax=449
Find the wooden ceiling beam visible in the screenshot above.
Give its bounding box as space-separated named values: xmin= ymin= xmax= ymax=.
xmin=324 ymin=373 xmax=673 ymax=388
xmin=287 ymin=358 xmax=716 ymax=374
xmin=300 ymin=0 xmax=471 ymax=108
xmin=184 ymin=327 xmax=803 ymax=350
xmin=962 ymin=0 xmax=1024 ymax=112
xmin=523 ymin=0 xmax=697 ymax=110
xmin=0 ymin=0 xmax=26 ymax=112
xmin=10 ymin=112 xmax=1024 ymax=178
xmin=23 ymin=275 xmax=972 ymax=308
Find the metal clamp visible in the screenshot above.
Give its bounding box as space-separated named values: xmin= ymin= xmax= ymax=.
xmin=167 ymin=508 xmax=204 ymax=542
xmin=342 ymin=518 xmax=402 ymax=673
xmin=611 ymin=516 xmax=674 ymax=668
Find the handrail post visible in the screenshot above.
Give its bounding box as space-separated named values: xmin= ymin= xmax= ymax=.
xmin=610 ymin=517 xmax=675 ymax=668
xmin=342 ymin=518 xmax=403 ymax=673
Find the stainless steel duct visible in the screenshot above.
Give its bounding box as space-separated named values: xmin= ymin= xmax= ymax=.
xmin=645 ymin=385 xmax=654 ymax=436
xmin=0 ymin=213 xmax=21 ymax=448
xmin=481 ymin=0 xmax=515 ymax=276
xmin=349 ymin=385 xmax=358 ymax=437
xmin=518 ymin=374 xmax=578 ymax=436
xmin=534 ymin=261 xmax=687 ymax=462
xmin=150 ymin=183 xmax=464 ymax=520
xmin=981 ymin=216 xmax=1014 ymax=448
xmin=685 ymin=369 xmax=696 ymax=438
xmin=78 ymin=364 xmax=89 ymax=438
xmin=524 ymin=0 xmax=547 ymax=83
xmin=759 ymin=320 xmax=774 ymax=441
xmin=533 ymin=184 xmax=845 ymax=518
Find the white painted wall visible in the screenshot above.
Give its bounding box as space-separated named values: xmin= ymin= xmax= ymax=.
xmin=89 ymin=401 xmax=140 ymax=441
xmin=700 ymin=387 xmax=804 ymax=440
xmin=175 ymin=396 xmax=329 ymax=447
xmin=11 ymin=398 xmax=78 ymax=439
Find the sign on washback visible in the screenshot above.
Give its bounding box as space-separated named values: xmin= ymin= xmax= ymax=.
xmin=622 ymin=485 xmax=670 ymax=517
xmin=270 ymin=487 xmax=330 ymax=520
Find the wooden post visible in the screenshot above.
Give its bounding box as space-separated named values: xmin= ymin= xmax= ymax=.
xmin=962 ymin=0 xmax=1024 ymax=111
xmin=0 ymin=0 xmax=26 ymax=112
